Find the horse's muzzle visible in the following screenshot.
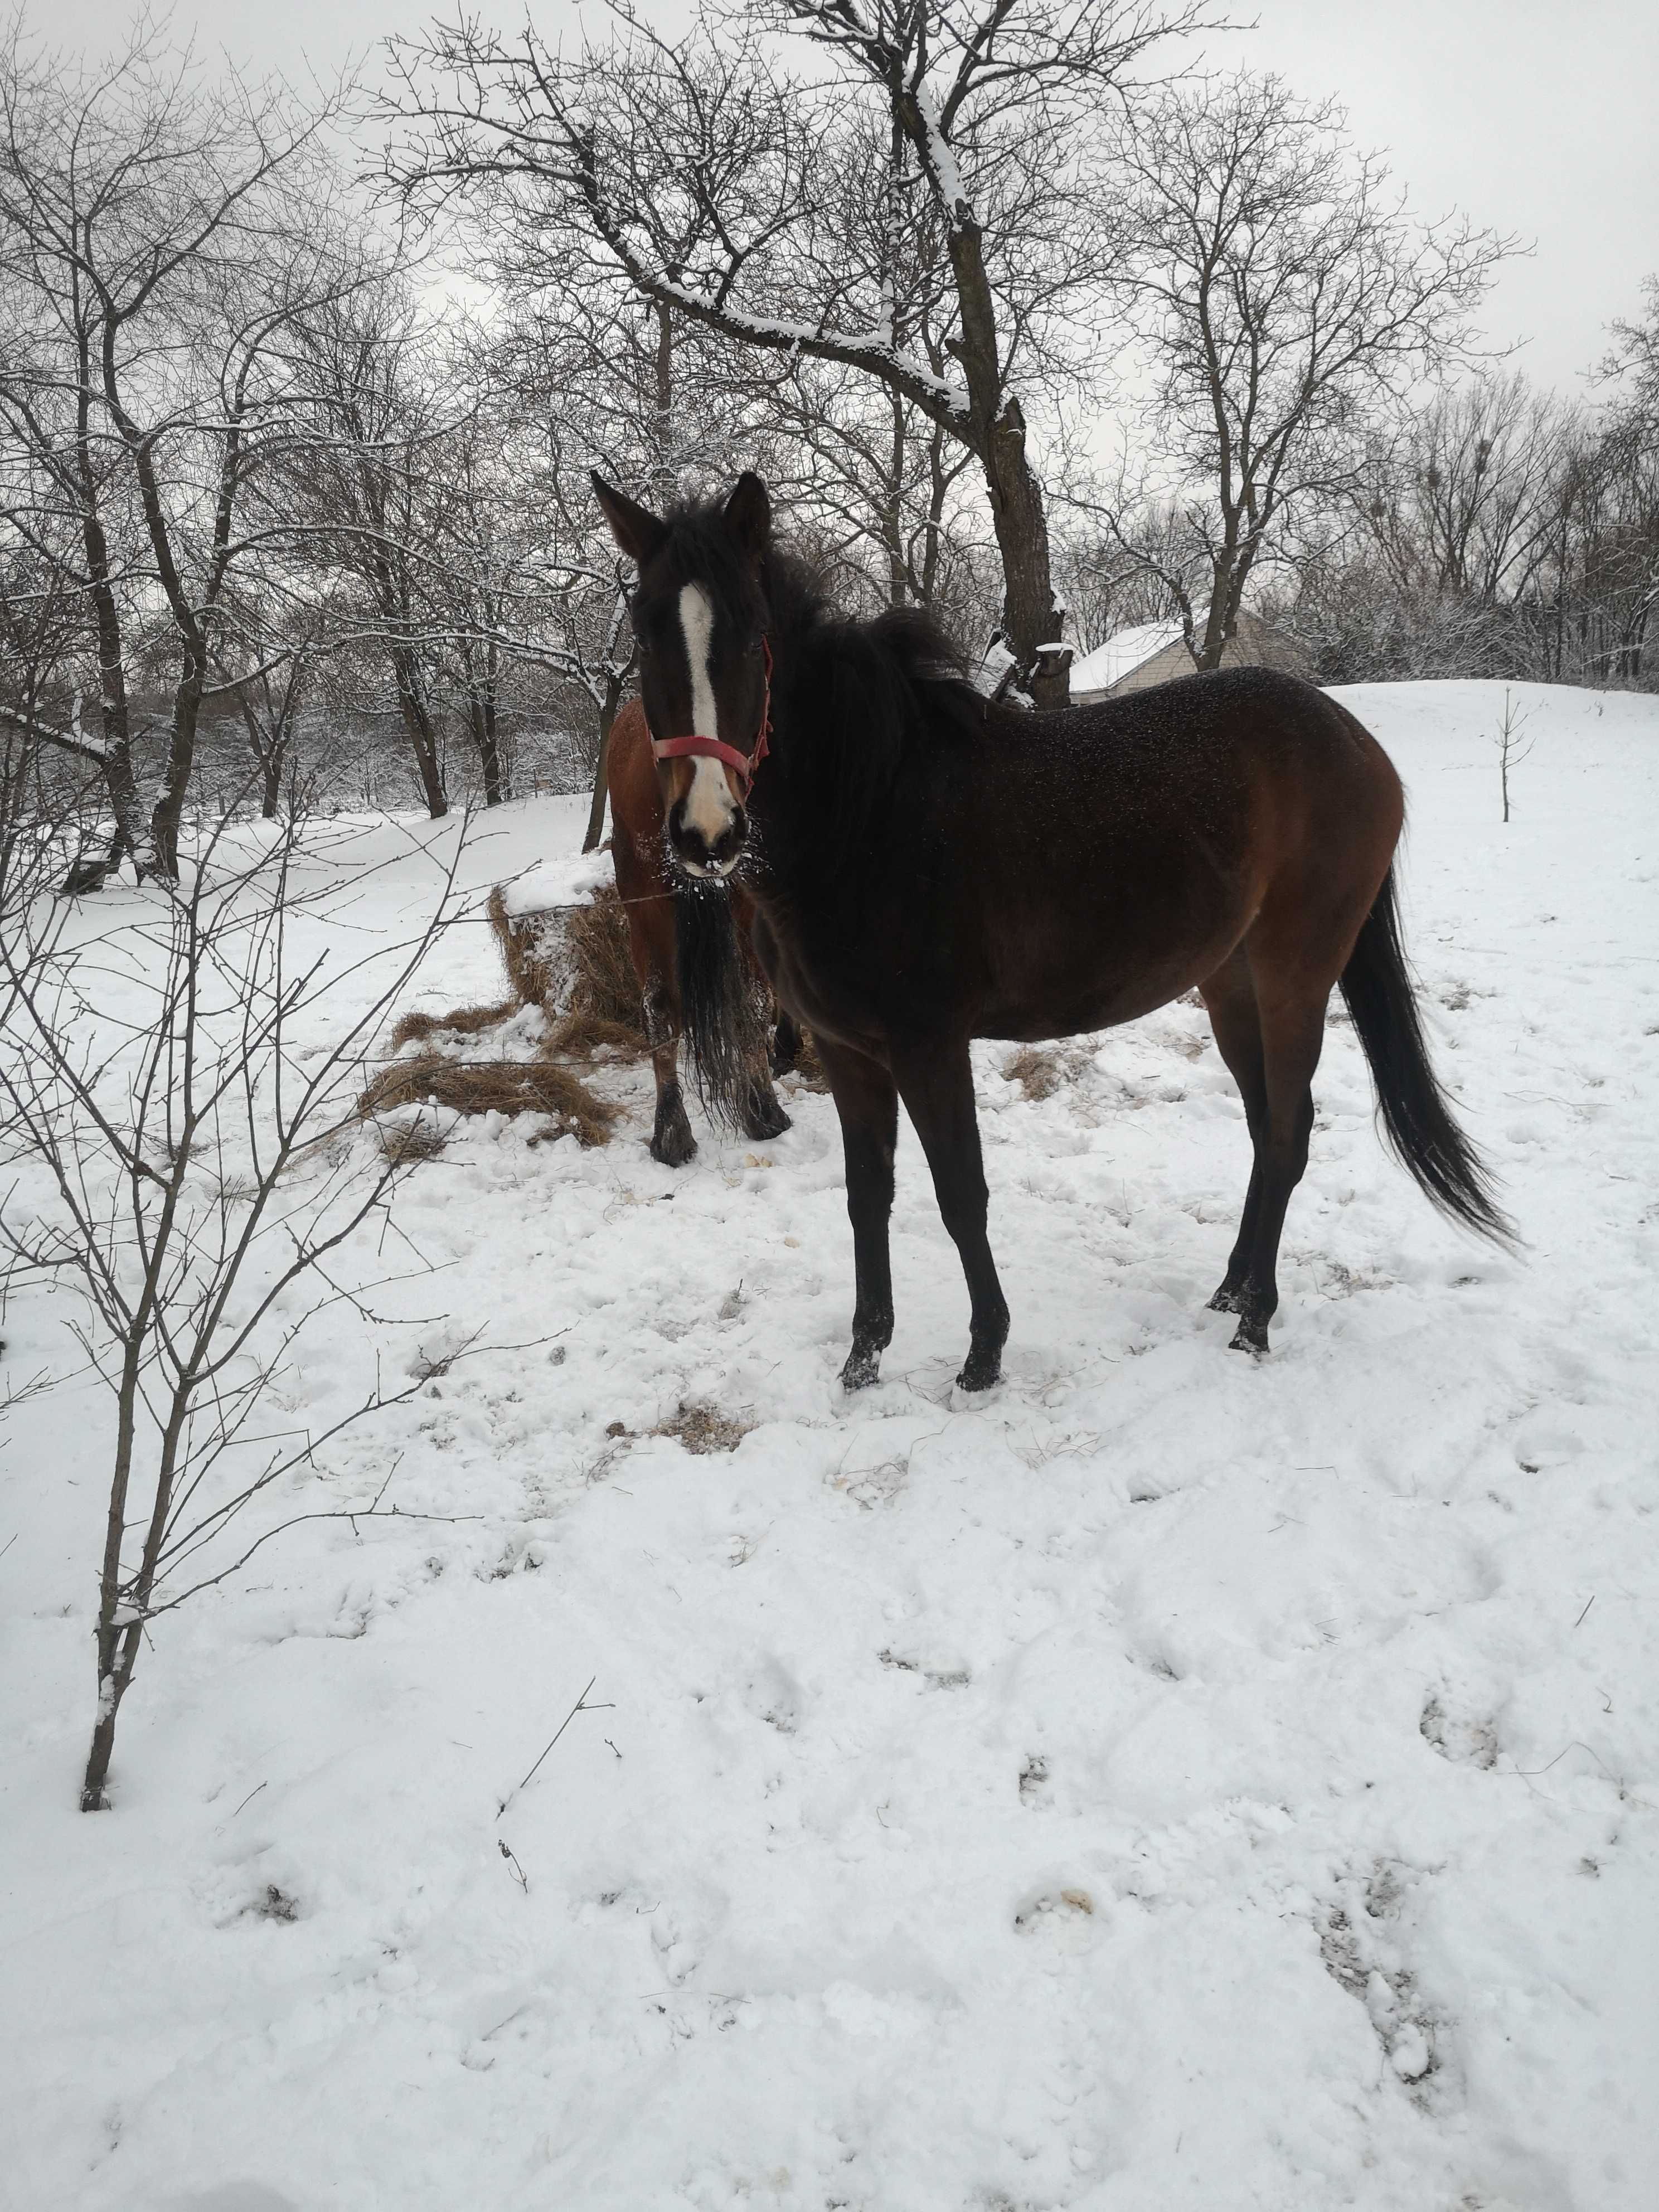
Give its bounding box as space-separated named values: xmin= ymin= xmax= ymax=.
xmin=668 ymin=797 xmax=748 ymax=879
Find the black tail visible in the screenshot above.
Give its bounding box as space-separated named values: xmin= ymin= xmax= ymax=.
xmin=673 ymin=880 xmax=767 ymax=1130
xmin=1339 ymin=867 xmax=1513 ymax=1244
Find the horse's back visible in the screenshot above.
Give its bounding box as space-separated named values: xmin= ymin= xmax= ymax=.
xmin=1051 ymin=663 xmax=1380 ymax=763
xmin=977 ymin=664 xmax=1400 ymax=857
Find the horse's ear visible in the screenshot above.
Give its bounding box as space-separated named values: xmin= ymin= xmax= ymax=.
xmin=722 ymin=472 xmax=771 ymax=560
xmin=592 ymin=472 xmax=667 ymax=567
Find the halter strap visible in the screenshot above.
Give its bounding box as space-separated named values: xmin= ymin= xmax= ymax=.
xmin=649 ymin=637 xmax=773 ymax=797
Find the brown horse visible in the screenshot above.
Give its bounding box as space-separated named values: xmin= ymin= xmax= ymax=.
xmin=605 ymin=695 xmax=798 ymax=1165
xmin=593 ymin=469 xmax=1510 ymax=1389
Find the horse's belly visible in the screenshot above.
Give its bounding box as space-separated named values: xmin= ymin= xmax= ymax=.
xmin=981 ymin=972 xmax=1194 ymax=1044
xmin=978 ymin=903 xmax=1245 ymax=1043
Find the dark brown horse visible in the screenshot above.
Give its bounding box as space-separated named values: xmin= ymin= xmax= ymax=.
xmin=605 ymin=694 xmax=798 ymax=1164
xmin=593 ymin=469 xmax=1510 ymax=1390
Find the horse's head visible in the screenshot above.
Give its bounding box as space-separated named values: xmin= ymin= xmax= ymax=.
xmin=593 ymin=470 xmax=773 ymax=881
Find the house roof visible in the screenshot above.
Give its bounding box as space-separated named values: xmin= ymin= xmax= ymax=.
xmin=1068 ymin=615 xmax=1189 ymax=696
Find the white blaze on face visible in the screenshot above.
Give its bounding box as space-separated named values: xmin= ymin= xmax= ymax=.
xmin=676 ymin=581 xmax=739 ymax=858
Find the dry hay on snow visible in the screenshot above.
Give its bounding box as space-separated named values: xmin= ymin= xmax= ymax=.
xmin=362 ymin=876 xmax=648 ymax=1154
xmin=653 ymin=1399 xmax=753 ymax=1455
xmin=491 ymin=881 xmax=648 ymax=1055
xmin=550 ymin=888 xmax=649 ymax=1057
xmin=1003 ymin=1045 xmax=1068 ymax=1101
xmin=489 ymin=883 xmax=564 ymax=1010
xmin=389 ymin=884 xmax=646 ymax=1053
xmin=359 ymin=1053 xmax=619 ymax=1149
xmin=788 ymin=1026 xmax=830 ymax=1093
xmin=387 ymin=996 xmax=520 ymax=1053
xmin=373 ymin=1117 xmax=451 ymax=1167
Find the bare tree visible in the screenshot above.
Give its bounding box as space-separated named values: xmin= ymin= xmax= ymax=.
xmin=278 ymin=283 xmax=459 ymax=818
xmin=0 ymin=16 xmax=366 ymax=874
xmin=387 ymin=0 xmax=1214 ymax=705
xmin=1107 ymin=73 xmax=1508 ymax=669
xmin=1493 ymin=687 xmax=1534 ymax=822
xmin=0 ymin=784 xmax=482 ymax=1808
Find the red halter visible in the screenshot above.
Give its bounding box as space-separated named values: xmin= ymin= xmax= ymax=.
xmin=649 ymin=637 xmax=773 ymax=797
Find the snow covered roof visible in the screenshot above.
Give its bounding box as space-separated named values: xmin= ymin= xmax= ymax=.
xmin=1068 ymin=615 xmax=1190 ymax=697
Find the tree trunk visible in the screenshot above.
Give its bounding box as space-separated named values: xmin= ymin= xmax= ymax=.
xmin=394 ymin=649 xmax=448 ymax=819
xmin=79 ymin=507 xmax=151 ymax=876
xmin=981 ymin=398 xmax=1068 ymax=706
xmin=261 ymin=747 xmax=284 ymax=819
xmin=82 ymin=1628 xmax=139 ymax=1810
xmin=1196 ymin=551 xmax=1243 ymax=672
xmin=149 ymin=650 xmax=206 ymax=877
xmin=928 ymin=180 xmax=1069 ymax=706
xmin=471 ymin=693 xmax=505 ymax=806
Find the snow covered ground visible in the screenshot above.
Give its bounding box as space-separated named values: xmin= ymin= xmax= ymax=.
xmin=2 ymin=681 xmax=1656 ymax=2212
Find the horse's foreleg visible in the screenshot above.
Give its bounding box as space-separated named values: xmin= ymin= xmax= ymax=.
xmin=644 ymin=976 xmax=697 ymax=1166
xmin=620 ymin=869 xmax=696 ymax=1167
xmin=894 ymin=1040 xmax=1009 ymax=1392
xmin=818 ymin=1035 xmax=899 ymax=1390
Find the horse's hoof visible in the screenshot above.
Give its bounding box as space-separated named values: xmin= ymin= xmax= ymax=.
xmin=1207 ymin=1283 xmax=1244 ymax=1314
xmin=841 ymin=1346 xmax=881 ymax=1391
xmin=744 ymin=1094 xmax=792 ymax=1141
xmin=1228 ymin=1318 xmax=1269 ymax=1357
xmin=955 ymin=1346 xmax=1003 ymax=1393
xmin=651 ymin=1122 xmax=697 ymax=1167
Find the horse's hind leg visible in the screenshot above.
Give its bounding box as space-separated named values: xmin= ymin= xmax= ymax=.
xmin=741 ymin=1060 xmax=792 ymax=1142
xmin=1200 ymin=947 xmax=1268 ymax=1316
xmin=1222 ymin=972 xmax=1327 ymax=1355
xmin=894 ymin=1039 xmax=1010 ymax=1392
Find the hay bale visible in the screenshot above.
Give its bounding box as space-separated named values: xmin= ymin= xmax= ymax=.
xmin=488 ymin=884 xmax=566 ymax=1009
xmin=486 ymin=880 xmax=648 ymax=1058
xmin=562 ymin=886 xmax=647 ymax=1042
xmin=359 ymin=1054 xmax=618 ymax=1149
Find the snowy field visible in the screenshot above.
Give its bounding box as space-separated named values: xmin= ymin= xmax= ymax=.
xmin=2 ymin=680 xmax=1656 ymax=2212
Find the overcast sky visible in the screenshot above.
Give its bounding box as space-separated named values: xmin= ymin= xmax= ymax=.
xmin=37 ymin=0 xmax=1659 ymax=395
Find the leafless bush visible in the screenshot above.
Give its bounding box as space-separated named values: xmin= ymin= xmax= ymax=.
xmin=1494 ymin=690 xmax=1537 ymax=822
xmin=0 ymin=793 xmax=492 ymax=1809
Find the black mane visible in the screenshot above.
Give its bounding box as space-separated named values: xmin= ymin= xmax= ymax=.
xmin=648 ymin=489 xmax=991 ymax=885
xmin=652 ymin=488 xmax=987 ymax=770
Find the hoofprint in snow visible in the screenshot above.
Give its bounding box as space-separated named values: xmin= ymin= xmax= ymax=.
xmin=1 ymin=682 xmax=1655 ymax=2211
